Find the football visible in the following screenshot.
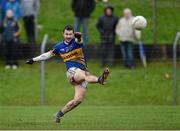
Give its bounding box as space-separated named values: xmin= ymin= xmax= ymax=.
xmin=132 ymin=16 xmax=147 ymax=30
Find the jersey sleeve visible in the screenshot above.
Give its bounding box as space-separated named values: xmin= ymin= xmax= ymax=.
xmin=50 ymin=44 xmax=60 ymax=55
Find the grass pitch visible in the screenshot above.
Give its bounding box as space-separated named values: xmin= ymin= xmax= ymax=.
xmin=0 ymin=60 xmax=180 ymax=129
xmin=1 ymin=106 xmax=180 ymax=130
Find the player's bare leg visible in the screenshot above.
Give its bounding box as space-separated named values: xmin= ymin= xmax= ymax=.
xmin=62 ymin=85 xmax=86 ymax=113
xmin=73 ymin=69 xmax=98 ymax=83
xmin=73 ymin=68 xmax=110 ymax=84
xmin=55 ymin=85 xmax=86 ymax=123
xmin=54 ymin=68 xmax=110 ymax=123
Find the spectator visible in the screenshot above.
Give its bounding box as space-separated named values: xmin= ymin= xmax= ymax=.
xmin=2 ymin=9 xmax=20 ymax=69
xmin=96 ymin=5 xmax=118 ymax=67
xmin=71 ymin=0 xmax=95 ymax=44
xmin=0 ymin=0 xmax=3 ymax=22
xmin=2 ymin=0 xmax=22 ymax=21
xmin=116 ymin=8 xmax=141 ymax=69
xmin=0 ymin=0 xmax=4 ymax=41
xmin=21 ymin=0 xmax=40 ymax=44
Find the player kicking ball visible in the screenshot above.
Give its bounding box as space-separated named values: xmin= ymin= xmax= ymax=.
xmin=26 ymin=25 xmax=110 ymax=123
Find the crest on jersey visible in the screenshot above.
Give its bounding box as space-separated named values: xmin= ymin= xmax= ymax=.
xmin=65 ymin=45 xmax=73 ymax=53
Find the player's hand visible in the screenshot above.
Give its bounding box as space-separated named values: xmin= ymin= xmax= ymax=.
xmin=26 ymin=59 xmax=34 ymax=65
xmin=74 ymin=32 xmax=82 ymax=42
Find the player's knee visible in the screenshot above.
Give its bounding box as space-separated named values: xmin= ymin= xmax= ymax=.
xmin=74 ymin=70 xmax=85 ymax=82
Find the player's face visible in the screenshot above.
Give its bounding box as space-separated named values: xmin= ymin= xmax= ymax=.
xmin=63 ymin=30 xmax=74 ymax=43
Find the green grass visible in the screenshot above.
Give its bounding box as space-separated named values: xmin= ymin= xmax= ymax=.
xmin=0 ymin=61 xmax=180 ymax=129
xmin=0 ymin=106 xmax=180 ymax=130
xmin=31 ymin=0 xmax=180 ymax=44
xmin=0 ymin=60 xmax=180 ymax=106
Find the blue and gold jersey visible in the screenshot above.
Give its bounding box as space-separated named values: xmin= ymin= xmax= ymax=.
xmin=51 ymin=38 xmax=87 ymax=70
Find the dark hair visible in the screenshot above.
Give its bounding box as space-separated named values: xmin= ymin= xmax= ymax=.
xmin=63 ymin=25 xmax=74 ymax=33
xmin=104 ymin=5 xmax=114 ymax=12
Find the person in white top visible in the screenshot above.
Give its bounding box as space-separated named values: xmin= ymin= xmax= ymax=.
xmin=116 ymin=8 xmax=141 ymax=69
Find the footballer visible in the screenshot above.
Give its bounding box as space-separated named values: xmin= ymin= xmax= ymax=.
xmin=26 ymin=25 xmax=110 ymax=123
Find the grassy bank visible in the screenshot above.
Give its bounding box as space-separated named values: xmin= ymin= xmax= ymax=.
xmin=33 ymin=0 xmax=180 ymax=44
xmin=0 ymin=60 xmax=179 ymax=106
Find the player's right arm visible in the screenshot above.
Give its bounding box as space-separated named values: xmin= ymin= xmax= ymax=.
xmin=26 ymin=51 xmax=55 ymax=64
xmin=26 ymin=43 xmax=61 ymax=65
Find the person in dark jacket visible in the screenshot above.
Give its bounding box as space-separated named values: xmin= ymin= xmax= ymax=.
xmin=96 ymin=5 xmax=118 ymax=67
xmin=2 ymin=9 xmax=20 ymax=69
xmin=71 ymin=0 xmax=95 ymax=44
xmin=21 ymin=0 xmax=40 ymax=44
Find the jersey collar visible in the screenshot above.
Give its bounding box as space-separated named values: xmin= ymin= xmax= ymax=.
xmin=63 ymin=38 xmax=75 ymax=45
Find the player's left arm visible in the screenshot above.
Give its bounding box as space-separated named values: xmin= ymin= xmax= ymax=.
xmin=26 ymin=51 xmax=55 ymax=64
xmin=74 ymin=32 xmax=83 ymax=44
